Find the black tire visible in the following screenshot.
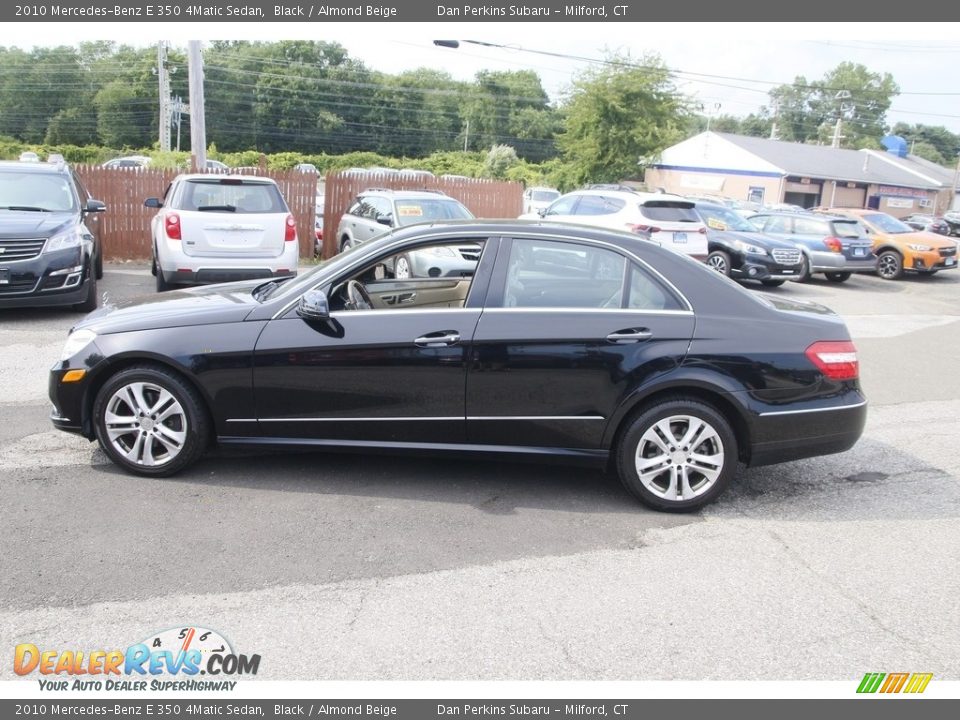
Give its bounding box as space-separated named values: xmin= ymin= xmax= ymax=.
xmin=616 ymin=397 xmax=738 ymax=513
xmin=150 ymin=251 xmax=157 ymax=277
xmin=706 ymin=250 xmax=732 ymax=276
xmin=92 ymin=364 xmax=210 ymax=477
xmin=825 ymin=271 xmax=851 ymax=283
xmin=339 ymin=236 xmax=352 ymax=253
xmin=876 ymin=250 xmax=904 ymax=280
xmin=156 ymin=267 xmax=171 ymax=292
xmin=795 ymin=254 xmax=811 ymax=283
xmin=760 ymin=279 xmax=785 ymax=287
xmin=95 ymin=246 xmax=104 ymax=280
xmin=73 ymin=265 xmax=98 ymax=313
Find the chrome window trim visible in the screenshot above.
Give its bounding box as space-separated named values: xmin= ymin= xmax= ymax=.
xmin=270 ymin=228 xmax=694 ymax=320
xmin=466 ymin=416 xmax=605 ymax=421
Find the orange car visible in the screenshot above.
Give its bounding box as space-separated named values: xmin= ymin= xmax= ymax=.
xmin=818 ymin=208 xmax=958 ymax=280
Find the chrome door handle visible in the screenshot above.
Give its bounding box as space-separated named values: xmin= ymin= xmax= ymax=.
xmin=414 ymin=331 xmax=461 ymax=348
xmin=606 ymin=329 xmax=652 ymax=344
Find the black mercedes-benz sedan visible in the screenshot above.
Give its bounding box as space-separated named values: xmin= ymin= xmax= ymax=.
xmin=49 ymin=220 xmax=866 ymax=512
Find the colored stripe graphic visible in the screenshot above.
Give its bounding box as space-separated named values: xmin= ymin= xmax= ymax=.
xmin=904 ymin=674 xmax=933 ymax=694
xmin=880 ymin=673 xmax=910 ymax=693
xmin=857 ymin=672 xmax=932 ymax=694
xmin=857 ymin=673 xmax=885 ymax=693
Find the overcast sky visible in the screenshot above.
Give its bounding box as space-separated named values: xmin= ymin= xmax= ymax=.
xmin=13 ymin=21 xmax=960 ymax=139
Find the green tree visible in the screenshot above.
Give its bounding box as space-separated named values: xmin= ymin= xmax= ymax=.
xmin=766 ymin=63 xmax=899 ymax=148
xmin=557 ymin=52 xmax=688 ymax=185
xmin=94 ymin=80 xmax=150 ymax=148
xmin=890 ymin=122 xmax=960 ymax=164
xmin=482 ymin=144 xmax=518 ymax=178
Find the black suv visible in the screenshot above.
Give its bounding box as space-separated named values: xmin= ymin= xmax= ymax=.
xmin=693 ymin=201 xmax=804 ymax=287
xmin=0 ymin=155 xmax=105 ymax=311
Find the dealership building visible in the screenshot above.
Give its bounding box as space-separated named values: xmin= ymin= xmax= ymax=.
xmin=644 ymin=132 xmax=959 ymax=217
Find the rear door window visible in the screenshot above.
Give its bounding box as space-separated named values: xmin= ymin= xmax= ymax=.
xmin=574 ymin=195 xmax=625 ymax=216
xmin=793 ymin=217 xmax=828 ymax=235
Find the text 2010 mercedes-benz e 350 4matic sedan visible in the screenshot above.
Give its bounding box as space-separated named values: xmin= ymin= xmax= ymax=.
xmin=50 ymin=220 xmax=866 ymax=512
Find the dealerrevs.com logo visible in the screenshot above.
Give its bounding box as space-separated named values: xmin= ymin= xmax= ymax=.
xmin=14 ymin=626 xmax=260 ymax=691
xmin=856 ymin=672 xmax=933 ymax=694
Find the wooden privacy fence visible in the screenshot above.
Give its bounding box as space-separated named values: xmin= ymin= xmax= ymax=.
xmin=74 ymin=165 xmax=319 ymax=261
xmin=322 ymin=173 xmax=524 ymax=259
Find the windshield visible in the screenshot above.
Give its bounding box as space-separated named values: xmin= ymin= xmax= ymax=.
xmin=696 ymin=205 xmax=757 ymax=232
xmin=863 ymin=213 xmax=912 ymax=234
xmin=0 ymin=171 xmax=76 ymax=212
xmin=394 ymin=198 xmax=473 ymax=226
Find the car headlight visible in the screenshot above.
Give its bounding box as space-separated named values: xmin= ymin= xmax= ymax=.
xmin=61 ymin=329 xmax=97 ymax=360
xmin=423 ymin=246 xmax=457 ymax=257
xmin=43 ymin=227 xmax=87 ymax=254
xmin=734 ymin=239 xmax=767 ymax=255
xmin=906 ymin=244 xmax=932 ymax=252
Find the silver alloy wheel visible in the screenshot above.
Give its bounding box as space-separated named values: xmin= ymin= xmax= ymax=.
xmin=707 ymin=254 xmax=728 ymax=273
xmin=634 ymin=415 xmax=725 ymax=502
xmin=878 ymin=253 xmax=900 ymax=279
xmin=103 ymin=381 xmax=187 ymax=467
xmin=395 ymin=256 xmax=411 ymax=279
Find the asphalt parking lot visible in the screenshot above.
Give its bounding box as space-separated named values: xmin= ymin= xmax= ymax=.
xmin=1 ymin=263 xmax=958 ymax=681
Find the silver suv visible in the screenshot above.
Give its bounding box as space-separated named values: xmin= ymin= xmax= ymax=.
xmin=336 ymin=189 xmax=473 ymax=253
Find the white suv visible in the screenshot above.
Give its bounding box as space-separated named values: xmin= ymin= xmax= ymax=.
xmin=524 ymin=187 xmax=708 ymax=260
xmin=145 ymin=174 xmax=299 ymax=292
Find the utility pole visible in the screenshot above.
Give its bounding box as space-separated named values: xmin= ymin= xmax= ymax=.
xmin=172 ymin=96 xmax=189 ymax=152
xmin=832 ymin=90 xmax=852 ymax=149
xmin=463 ymin=119 xmax=469 ymax=152
xmin=156 ymin=42 xmax=172 ymax=153
xmin=187 ymin=41 xmax=207 ymax=171
xmin=769 ymin=100 xmax=779 ymax=140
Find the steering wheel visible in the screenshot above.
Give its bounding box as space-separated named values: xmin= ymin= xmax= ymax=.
xmin=345 ymin=280 xmax=373 ymax=311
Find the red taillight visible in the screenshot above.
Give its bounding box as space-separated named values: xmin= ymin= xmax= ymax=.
xmin=824 ymin=236 xmax=843 ymax=253
xmin=805 ymin=341 xmax=859 ymax=381
xmin=628 ymin=223 xmax=661 ymax=234
xmin=284 ymin=214 xmax=297 ymax=242
xmin=315 ymin=226 xmax=323 ymax=241
xmin=165 ymin=213 xmax=181 ymax=240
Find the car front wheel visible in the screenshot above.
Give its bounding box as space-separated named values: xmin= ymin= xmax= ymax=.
xmin=93 ymin=365 xmax=209 ymax=477
xmin=616 ymin=398 xmax=737 ymax=512
xmin=394 ymin=254 xmax=413 ymax=279
xmin=877 ymin=250 xmax=904 ymax=280
xmin=706 ymin=250 xmax=731 ymax=276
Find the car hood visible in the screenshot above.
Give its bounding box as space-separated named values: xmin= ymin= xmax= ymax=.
xmin=870 ymin=229 xmax=955 ymax=248
xmin=76 ymin=280 xmax=265 ymax=335
xmin=709 ymin=229 xmax=799 ymax=250
xmin=0 ymin=210 xmax=74 ymax=238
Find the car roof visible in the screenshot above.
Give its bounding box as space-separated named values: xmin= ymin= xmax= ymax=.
xmin=567 ymin=188 xmax=690 ymax=203
xmin=359 ymin=188 xmax=453 ymax=199
xmin=0 ymin=160 xmax=70 ymax=175
xmin=175 ymin=173 xmax=278 ymax=184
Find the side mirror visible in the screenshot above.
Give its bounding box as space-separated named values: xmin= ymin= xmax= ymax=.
xmin=144 ymin=197 xmax=163 ymax=209
xmin=376 ymin=215 xmax=393 ymax=227
xmin=296 ymin=290 xmax=330 ymax=321
xmin=85 ymin=199 xmax=107 ymax=213
xmin=537 ymin=207 xmax=547 ymax=218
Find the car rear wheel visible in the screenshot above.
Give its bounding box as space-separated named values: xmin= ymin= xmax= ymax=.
xmin=340 ymin=236 xmax=353 ymax=253
xmin=706 ymin=250 xmax=731 ymax=276
xmin=93 ymin=365 xmax=209 ymax=477
xmin=877 ymin=250 xmax=904 ymax=280
xmin=825 ymin=271 xmax=851 ymax=283
xmin=616 ymin=398 xmax=737 ymax=512
xmin=155 ymin=268 xmax=172 ymax=292
xmin=394 ymin=254 xmax=413 ymax=279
